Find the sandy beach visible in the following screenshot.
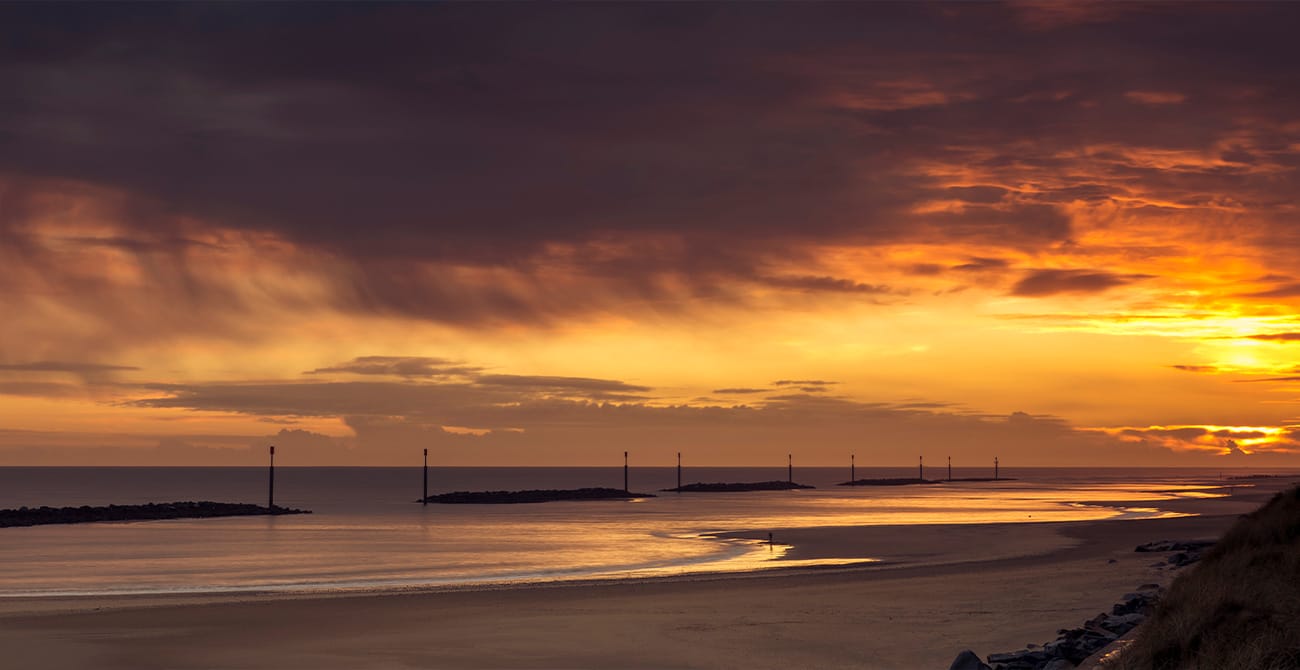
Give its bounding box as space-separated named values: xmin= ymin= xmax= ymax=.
xmin=0 ymin=482 xmax=1285 ymax=670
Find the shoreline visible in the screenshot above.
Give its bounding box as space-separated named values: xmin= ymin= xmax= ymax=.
xmin=0 ymin=479 xmax=1264 ymax=613
xmin=1 ymin=479 xmax=1292 ymax=669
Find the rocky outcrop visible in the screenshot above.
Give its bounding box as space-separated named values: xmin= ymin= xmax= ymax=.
xmin=1135 ymin=539 xmax=1214 ymax=568
xmin=422 ymin=488 xmax=655 ymax=504
xmin=837 ymin=478 xmax=941 ymax=486
xmin=950 ymin=585 xmax=1164 ymax=670
xmin=0 ymin=501 xmax=310 ymax=527
xmin=661 ymin=481 xmax=813 ymax=492
xmin=949 ymin=649 xmax=993 ymax=670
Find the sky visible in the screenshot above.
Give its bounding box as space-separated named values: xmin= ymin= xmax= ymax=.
xmin=3 ymin=2 xmax=1300 ymax=467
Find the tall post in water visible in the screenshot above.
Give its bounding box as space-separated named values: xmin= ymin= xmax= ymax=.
xmin=623 ymin=451 xmax=629 ymax=492
xmin=787 ymin=453 xmax=793 ymax=483
xmin=422 ymin=448 xmax=428 ymax=505
xmin=995 ymin=456 xmax=999 ymax=481
xmin=948 ymin=456 xmax=952 ymax=482
xmin=676 ymin=451 xmax=682 ymax=492
xmin=268 ymin=445 xmax=275 ymax=510
xmin=851 ymin=453 xmax=855 ymax=485
xmin=918 ymin=455 xmax=923 ymax=481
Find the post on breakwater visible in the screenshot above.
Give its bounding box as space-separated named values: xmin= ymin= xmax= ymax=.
xmin=948 ymin=456 xmax=952 ymax=482
xmin=423 ymin=448 xmax=428 ymax=505
xmin=918 ymin=454 xmax=923 ymax=481
xmin=268 ymin=445 xmax=276 ymax=510
xmin=850 ymin=453 xmax=855 ymax=485
xmin=676 ymin=451 xmax=681 ymax=492
xmin=994 ymin=456 xmax=999 ymax=481
xmin=787 ymin=453 xmax=793 ymax=483
xmin=623 ymin=451 xmax=629 ymax=492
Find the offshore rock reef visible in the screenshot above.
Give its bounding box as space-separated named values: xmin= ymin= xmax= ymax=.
xmin=421 ymin=487 xmax=655 ymax=504
xmin=838 ymin=478 xmax=943 ymax=486
xmin=0 ymin=501 xmax=310 ymax=528
xmin=661 ymin=481 xmax=814 ymax=492
xmin=839 ymin=478 xmax=1017 ymax=486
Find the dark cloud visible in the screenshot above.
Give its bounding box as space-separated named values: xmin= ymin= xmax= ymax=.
xmin=1171 ymin=365 xmax=1218 ymax=373
xmin=1010 ymin=269 xmax=1152 ymax=297
xmin=2 ymin=6 xmax=1296 ymax=275
xmin=107 ymin=373 xmax=1178 ymax=465
xmin=0 ymin=381 xmax=82 ymax=397
xmin=474 ymin=375 xmax=652 ymax=395
xmin=951 ymin=257 xmax=1011 ymax=272
xmin=712 ymin=388 xmax=767 ymax=395
xmin=0 ymin=2 xmax=1299 ymax=346
xmin=0 ymin=361 xmax=139 ymax=373
xmin=772 ymin=380 xmax=838 ymax=387
xmin=1245 ymin=333 xmax=1300 ymax=342
xmin=759 ymin=275 xmax=895 ymax=295
xmin=1120 ymin=426 xmax=1209 ymax=442
xmin=1244 ymin=283 xmax=1300 ymax=299
xmin=944 ymin=186 xmax=1008 ymax=204
xmin=307 ymin=356 xmax=480 ymax=378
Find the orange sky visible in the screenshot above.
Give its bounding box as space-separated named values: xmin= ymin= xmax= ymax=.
xmin=3 ymin=3 xmax=1300 ymax=466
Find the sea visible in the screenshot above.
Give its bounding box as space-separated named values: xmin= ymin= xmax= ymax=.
xmin=0 ymin=466 xmax=1281 ymax=598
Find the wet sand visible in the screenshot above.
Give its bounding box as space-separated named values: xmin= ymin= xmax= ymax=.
xmin=0 ymin=482 xmax=1287 ymax=670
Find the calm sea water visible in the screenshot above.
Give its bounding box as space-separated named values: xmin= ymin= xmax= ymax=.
xmin=0 ymin=466 xmax=1277 ymax=597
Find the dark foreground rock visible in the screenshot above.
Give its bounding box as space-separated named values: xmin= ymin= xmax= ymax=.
xmin=950 ymin=584 xmax=1165 ymax=670
xmin=662 ymin=481 xmax=813 ymax=492
xmin=1135 ymin=539 xmax=1214 ymax=568
xmin=949 ymin=649 xmax=992 ymax=670
xmin=0 ymin=501 xmax=310 ymax=527
xmin=422 ymin=487 xmax=655 ymax=504
xmin=1133 ymin=539 xmax=1215 ymax=553
xmin=837 ymin=478 xmax=942 ymax=486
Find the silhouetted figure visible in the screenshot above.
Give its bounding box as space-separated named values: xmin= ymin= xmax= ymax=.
xmin=787 ymin=453 xmax=793 ymax=483
xmin=768 ymin=531 xmax=774 ymax=552
xmin=268 ymin=445 xmax=275 ymax=509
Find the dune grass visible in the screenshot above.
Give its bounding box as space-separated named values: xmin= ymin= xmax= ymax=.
xmin=1117 ymin=486 xmax=1300 ymax=670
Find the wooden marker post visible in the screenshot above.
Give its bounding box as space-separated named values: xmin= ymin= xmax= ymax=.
xmin=676 ymin=451 xmax=681 ymax=492
xmin=623 ymin=451 xmax=629 ymax=492
xmin=851 ymin=453 xmax=855 ymax=485
xmin=994 ymin=456 xmax=999 ymax=481
xmin=268 ymin=445 xmax=276 ymax=510
xmin=787 ymin=453 xmax=793 ymax=483
xmin=918 ymin=455 xmax=923 ymax=481
xmin=948 ymin=456 xmax=952 ymax=482
xmin=423 ymin=448 xmax=428 ymax=505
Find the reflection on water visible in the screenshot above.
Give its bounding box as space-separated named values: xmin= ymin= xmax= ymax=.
xmin=0 ymin=466 xmax=1268 ymax=597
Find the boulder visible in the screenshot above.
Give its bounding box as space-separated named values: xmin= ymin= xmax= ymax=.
xmin=948 ymin=649 xmax=992 ymax=670
xmin=1098 ymin=612 xmax=1145 ymax=635
xmin=1134 ymin=539 xmax=1215 ymax=553
xmin=988 ymin=649 xmax=1048 ymax=665
xmin=1042 ymin=659 xmax=1076 ymax=670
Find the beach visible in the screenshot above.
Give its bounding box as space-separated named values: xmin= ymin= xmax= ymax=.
xmin=1 ymin=480 xmax=1282 ymax=670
